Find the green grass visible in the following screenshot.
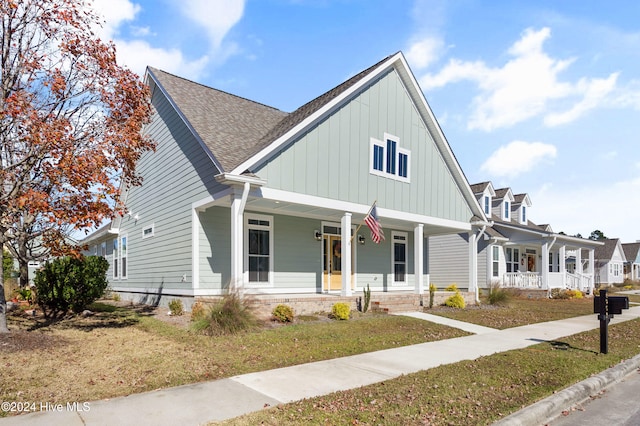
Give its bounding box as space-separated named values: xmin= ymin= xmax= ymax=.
xmin=429 ymin=297 xmax=593 ymax=329
xmin=217 ymin=316 xmax=640 ymax=426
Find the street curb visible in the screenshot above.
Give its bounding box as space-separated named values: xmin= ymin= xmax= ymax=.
xmin=493 ymin=353 xmax=640 ymax=426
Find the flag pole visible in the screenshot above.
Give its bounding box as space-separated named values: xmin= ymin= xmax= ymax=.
xmin=350 ymin=200 xmax=377 ymax=243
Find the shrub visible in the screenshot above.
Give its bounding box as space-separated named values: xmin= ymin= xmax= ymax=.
xmin=429 ymin=283 xmax=436 ymax=308
xmin=445 ymin=283 xmax=458 ymax=292
xmin=550 ymin=289 xmax=583 ymax=300
xmin=331 ymin=302 xmax=350 ymax=320
xmin=191 ymin=292 xmax=258 ymax=336
xmin=272 ymin=304 xmax=294 ymax=322
xmin=190 ymin=301 xmax=206 ymax=322
xmin=168 ymin=299 xmax=184 ymax=316
xmin=34 ymin=255 xmax=109 ymax=319
xmin=488 ymin=284 xmax=510 ymax=306
xmin=445 ymin=291 xmax=466 ymax=309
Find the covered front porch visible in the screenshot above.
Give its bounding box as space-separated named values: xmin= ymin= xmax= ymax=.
xmin=497 ymin=232 xmax=601 ymax=294
xmin=192 ymin=175 xmax=477 ymax=297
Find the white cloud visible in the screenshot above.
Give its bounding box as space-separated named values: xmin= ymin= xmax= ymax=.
xmin=406 ymin=37 xmax=445 ymax=70
xmin=114 ymin=39 xmax=209 ymax=81
xmin=544 ymin=73 xmax=619 ymax=126
xmin=91 ymin=0 xmax=141 ymax=40
xmin=180 ymin=0 xmax=245 ymax=50
xmin=533 ymin=178 xmax=640 ymax=242
xmin=417 ymin=27 xmax=620 ymax=131
xmin=91 ymin=0 xmax=245 ymax=79
xmin=480 ymin=140 xmax=557 ymax=178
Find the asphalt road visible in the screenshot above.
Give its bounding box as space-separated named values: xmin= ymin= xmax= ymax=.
xmin=549 ymin=368 xmax=640 ymax=426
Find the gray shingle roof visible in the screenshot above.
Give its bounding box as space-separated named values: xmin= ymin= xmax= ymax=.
xmin=148 ymin=68 xmax=288 ymax=173
xmin=593 ymin=238 xmax=621 ymax=261
xmin=469 ymin=182 xmax=491 ymax=194
xmin=147 ymin=53 xmax=395 ymax=173
xmin=622 ymin=242 xmax=640 ymax=262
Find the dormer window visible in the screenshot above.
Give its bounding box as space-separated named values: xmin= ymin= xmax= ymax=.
xmin=370 ymin=133 xmax=410 ymax=183
xmin=521 ymin=206 xmax=527 ymax=223
xmin=484 ymin=196 xmax=490 ymax=215
xmin=504 ymin=201 xmax=510 ymax=220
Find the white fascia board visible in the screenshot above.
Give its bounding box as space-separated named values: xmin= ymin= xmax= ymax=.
xmin=146 ymin=68 xmax=225 ymax=173
xmin=230 ymin=53 xmax=404 ymax=175
xmin=554 ymin=234 xmax=605 ymax=248
xmin=260 ymin=188 xmax=471 ymax=232
xmin=214 ymin=173 xmax=267 ymax=187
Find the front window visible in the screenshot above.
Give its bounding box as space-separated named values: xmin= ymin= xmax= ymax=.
xmin=113 ymin=239 xmax=119 ymax=279
xmin=369 ymin=134 xmax=410 ymax=182
xmin=392 ymin=232 xmax=407 ymax=284
xmin=492 ymin=246 xmax=500 ymax=277
xmin=386 ymin=139 xmax=396 ymax=174
xmin=372 ymin=144 xmax=384 ymax=171
xmin=246 ymin=214 xmax=273 ymax=285
xmin=120 ymin=235 xmax=127 ymax=279
xmin=506 ymin=248 xmax=519 ymax=273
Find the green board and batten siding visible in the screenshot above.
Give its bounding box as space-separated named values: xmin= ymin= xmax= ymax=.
xmin=254 ymin=68 xmax=472 ymax=223
xmin=114 ymin=81 xmax=224 ymax=292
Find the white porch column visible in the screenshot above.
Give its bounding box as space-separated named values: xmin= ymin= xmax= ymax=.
xmin=559 ymin=245 xmax=566 ymax=287
xmin=576 ymin=248 xmax=583 ymax=275
xmin=588 ymin=249 xmax=595 ymax=293
xmin=468 ymin=231 xmax=478 ymax=301
xmin=230 ymin=189 xmax=243 ymax=291
xmin=414 ymin=224 xmax=424 ymax=294
xmin=541 ymin=241 xmax=549 ymax=290
xmin=230 ymin=182 xmax=251 ymax=293
xmin=341 ymin=212 xmax=352 ymax=297
xmin=192 ymin=208 xmax=201 ymax=290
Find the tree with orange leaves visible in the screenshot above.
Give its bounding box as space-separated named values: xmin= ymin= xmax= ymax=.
xmin=0 ymin=0 xmax=155 ymax=332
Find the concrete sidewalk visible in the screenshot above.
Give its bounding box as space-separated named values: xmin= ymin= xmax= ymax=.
xmin=2 ymin=306 xmax=640 ymax=426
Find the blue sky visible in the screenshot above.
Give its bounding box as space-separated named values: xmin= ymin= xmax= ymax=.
xmin=94 ymin=0 xmax=640 ymax=243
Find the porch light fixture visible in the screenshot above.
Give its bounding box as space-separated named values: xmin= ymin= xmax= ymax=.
xmin=358 ymin=234 xmax=365 ymax=245
xmin=314 ymin=230 xmax=322 ymax=241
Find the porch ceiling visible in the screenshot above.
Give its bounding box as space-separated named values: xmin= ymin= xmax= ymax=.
xmin=213 ymin=195 xmax=467 ymax=236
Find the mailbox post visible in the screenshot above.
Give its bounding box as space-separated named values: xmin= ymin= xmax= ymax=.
xmin=593 ymin=289 xmax=629 ymax=354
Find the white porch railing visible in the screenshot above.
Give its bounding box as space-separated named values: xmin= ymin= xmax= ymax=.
xmin=503 ymin=272 xmax=542 ymax=288
xmin=504 ymin=271 xmax=594 ymax=293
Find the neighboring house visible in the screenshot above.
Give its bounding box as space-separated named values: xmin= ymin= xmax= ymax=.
xmin=82 ymin=52 xmax=488 ymax=305
xmin=429 ymin=181 xmax=603 ymax=295
xmin=623 ymin=242 xmax=640 ymax=281
xmin=590 ymin=239 xmax=627 ymax=286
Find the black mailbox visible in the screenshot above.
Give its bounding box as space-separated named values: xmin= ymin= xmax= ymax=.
xmin=608 ymin=296 xmax=629 ymax=315
xmin=593 ymin=296 xmax=602 ymax=314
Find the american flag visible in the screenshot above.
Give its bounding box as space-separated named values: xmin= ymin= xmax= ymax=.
xmin=364 ymin=203 xmax=385 ymax=244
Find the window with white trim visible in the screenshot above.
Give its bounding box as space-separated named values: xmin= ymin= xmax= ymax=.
xmin=521 ymin=206 xmax=527 ymax=223
xmin=504 ymin=201 xmax=510 ymax=220
xmin=506 ymin=247 xmax=519 ymax=273
xmin=142 ymin=224 xmax=154 ymax=239
xmin=113 ymin=238 xmax=119 ymax=279
xmin=484 ymin=196 xmax=490 ymax=215
xmin=120 ymin=235 xmax=128 ymax=279
xmin=245 ymin=214 xmax=273 ymax=286
xmin=369 ymin=133 xmax=410 ymax=182
xmin=392 ymin=232 xmax=407 ymax=284
xmin=100 ymin=241 xmax=107 ymax=257
xmin=492 ymin=246 xmax=500 ymax=277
